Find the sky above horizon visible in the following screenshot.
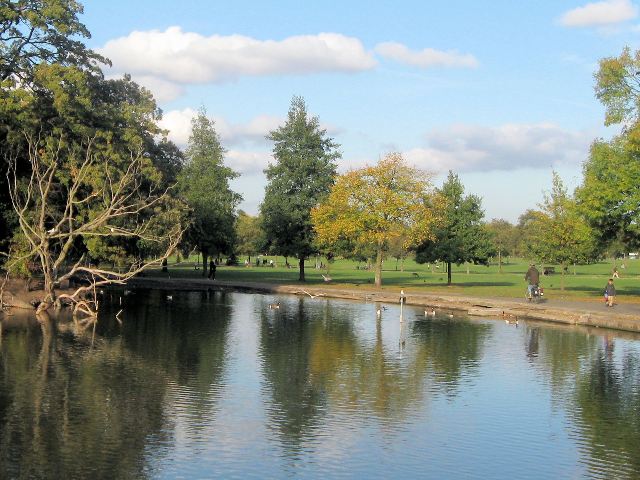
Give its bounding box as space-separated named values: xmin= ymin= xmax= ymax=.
xmin=80 ymin=0 xmax=638 ymax=222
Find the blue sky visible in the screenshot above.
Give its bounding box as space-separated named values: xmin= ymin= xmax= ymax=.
xmin=80 ymin=0 xmax=638 ymax=221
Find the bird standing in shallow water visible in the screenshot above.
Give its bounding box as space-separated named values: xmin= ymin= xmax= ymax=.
xmin=269 ymin=302 xmax=280 ymax=309
xmin=425 ymin=308 xmax=436 ymax=317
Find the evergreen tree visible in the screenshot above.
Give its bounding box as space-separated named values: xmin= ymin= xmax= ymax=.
xmin=179 ymin=108 xmax=241 ymax=275
xmin=261 ymin=96 xmax=340 ymax=281
xmin=415 ymin=171 xmax=494 ymax=285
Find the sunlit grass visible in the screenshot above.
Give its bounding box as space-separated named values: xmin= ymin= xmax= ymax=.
xmin=146 ymin=255 xmax=640 ymax=302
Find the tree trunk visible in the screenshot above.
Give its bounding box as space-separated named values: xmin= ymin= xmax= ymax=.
xmin=202 ymin=248 xmax=208 ymax=277
xmin=375 ymin=244 xmax=383 ymax=287
xmin=41 ymin=251 xmax=56 ymax=306
xmin=560 ymin=266 xmax=565 ymax=291
xmin=43 ymin=274 xmax=56 ymax=306
xmin=466 ymin=263 xmax=470 ymax=275
xmin=299 ymin=256 xmax=305 ymax=282
xmin=447 ymin=261 xmax=452 ymax=285
xmin=498 ymin=249 xmax=502 ymax=273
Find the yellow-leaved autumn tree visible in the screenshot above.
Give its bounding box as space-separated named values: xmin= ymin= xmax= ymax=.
xmin=311 ymin=152 xmax=440 ymax=287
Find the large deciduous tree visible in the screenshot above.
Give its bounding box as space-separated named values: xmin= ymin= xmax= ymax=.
xmin=530 ymin=172 xmax=598 ymax=290
xmin=594 ymin=46 xmax=640 ymax=127
xmin=235 ymin=210 xmax=264 ymax=263
xmin=575 ymin=47 xmax=640 ymax=254
xmin=5 ymin=133 xmax=184 ymax=315
xmin=312 ymin=152 xmax=439 ymax=287
xmin=0 ymin=0 xmax=107 ymax=82
xmin=179 ymin=108 xmax=241 ymax=275
xmin=415 ymin=171 xmax=494 ymax=285
xmin=576 ymin=136 xmax=640 ymax=253
xmin=261 ymin=96 xmax=340 ymax=281
xmin=1 ymin=65 xmax=183 ymax=265
xmin=486 ymin=218 xmax=517 ymax=273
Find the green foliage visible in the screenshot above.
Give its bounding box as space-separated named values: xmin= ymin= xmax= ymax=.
xmin=5 ymin=231 xmax=32 ymax=278
xmin=312 ymin=152 xmax=438 ymax=286
xmin=576 ymin=136 xmax=640 ymax=252
xmin=529 ymin=173 xmax=598 ymax=288
xmin=486 ymin=219 xmax=517 ymax=257
xmin=578 ymin=47 xmax=640 ymax=254
xmin=261 ymin=96 xmax=340 ymax=281
xmin=594 ymin=46 xmax=640 ymax=127
xmin=0 ymin=0 xmax=107 ymax=82
xmin=178 ymin=108 xmax=241 ymax=265
xmin=415 ymin=171 xmax=494 ymax=284
xmin=235 ymin=210 xmax=265 ymax=259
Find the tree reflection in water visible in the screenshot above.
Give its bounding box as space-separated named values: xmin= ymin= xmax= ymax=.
xmin=1 ymin=293 xmax=640 ymax=478
xmin=526 ymin=323 xmax=640 ymax=478
xmin=258 ymin=300 xmax=492 ymax=458
xmin=0 ymin=290 xmax=231 ymax=479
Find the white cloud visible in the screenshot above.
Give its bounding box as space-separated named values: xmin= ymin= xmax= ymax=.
xmin=226 ymin=150 xmax=272 ymax=175
xmin=158 ymin=108 xmax=198 ymax=146
xmin=403 ymin=123 xmax=593 ymax=173
xmin=99 ymin=27 xmax=376 ymax=90
xmin=559 ymin=0 xmax=637 ymax=27
xmin=158 ymin=108 xmax=274 ymax=175
xmin=374 ymin=42 xmax=479 ymax=68
xmin=158 ymin=108 xmax=282 ymax=147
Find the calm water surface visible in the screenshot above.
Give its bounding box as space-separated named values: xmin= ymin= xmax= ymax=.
xmin=1 ymin=290 xmax=640 ymax=479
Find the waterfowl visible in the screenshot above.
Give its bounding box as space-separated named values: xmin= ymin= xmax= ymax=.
xmin=269 ymin=302 xmax=280 ymax=310
xmin=166 ymin=295 xmax=173 ymax=301
xmin=425 ymin=308 xmax=436 ymax=317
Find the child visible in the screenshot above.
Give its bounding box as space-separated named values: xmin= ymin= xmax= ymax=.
xmin=604 ymin=278 xmax=616 ymax=307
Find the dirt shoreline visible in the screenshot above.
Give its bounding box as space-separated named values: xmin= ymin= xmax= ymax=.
xmin=3 ymin=276 xmax=639 ymax=333
xmin=124 ymin=277 xmax=640 ymax=333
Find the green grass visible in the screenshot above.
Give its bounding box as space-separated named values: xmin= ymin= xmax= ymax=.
xmin=148 ymin=255 xmax=640 ymax=302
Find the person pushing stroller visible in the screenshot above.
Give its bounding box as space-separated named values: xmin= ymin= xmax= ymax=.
xmin=525 ymin=263 xmax=540 ymax=300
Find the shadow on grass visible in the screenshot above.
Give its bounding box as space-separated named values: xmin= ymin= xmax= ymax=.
xmin=563 ymin=285 xmax=640 ymax=296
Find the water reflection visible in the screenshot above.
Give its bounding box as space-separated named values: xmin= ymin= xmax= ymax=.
xmin=1 ymin=293 xmax=640 ymax=478
xmin=0 ymin=311 xmax=171 ymax=479
xmin=574 ymin=335 xmax=640 ymax=477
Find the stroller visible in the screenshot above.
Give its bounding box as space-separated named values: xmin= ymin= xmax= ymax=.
xmin=527 ymin=284 xmax=544 ymax=303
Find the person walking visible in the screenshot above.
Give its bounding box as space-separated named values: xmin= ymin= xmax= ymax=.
xmin=208 ymin=259 xmax=217 ymax=280
xmin=604 ymin=278 xmax=616 ymax=307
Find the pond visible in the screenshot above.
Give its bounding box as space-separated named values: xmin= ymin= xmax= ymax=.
xmin=1 ymin=290 xmax=640 ymax=479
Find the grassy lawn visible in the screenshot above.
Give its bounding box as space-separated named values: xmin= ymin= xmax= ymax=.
xmin=147 ymin=255 xmax=640 ymax=303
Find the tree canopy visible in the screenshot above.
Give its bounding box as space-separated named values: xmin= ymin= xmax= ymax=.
xmin=485 ymin=218 xmax=517 ymax=272
xmin=574 ymin=46 xmax=640 ymax=254
xmin=260 ymin=96 xmax=340 ymax=281
xmin=235 ymin=211 xmax=264 ymax=262
xmin=530 ymin=172 xmax=598 ymax=289
xmin=576 ymin=137 xmax=640 ymax=252
xmin=415 ymin=171 xmax=493 ymax=285
xmin=178 ymin=108 xmax=241 ymax=274
xmin=0 ymin=0 xmax=107 ymax=82
xmin=312 ymin=152 xmax=439 ymax=287
xmin=594 ymin=46 xmax=640 ymax=127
